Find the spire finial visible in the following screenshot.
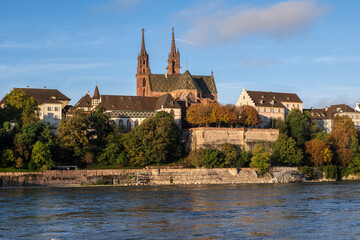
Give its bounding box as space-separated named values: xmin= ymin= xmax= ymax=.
xmin=186 ymin=60 xmax=188 ymax=71
xmin=140 ymin=28 xmax=146 ymax=54
xmin=171 ymin=27 xmax=176 ymax=55
xmin=211 ymin=70 xmax=213 ymax=76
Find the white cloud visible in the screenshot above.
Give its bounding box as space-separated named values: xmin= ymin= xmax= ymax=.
xmin=179 ymin=0 xmax=327 ymax=45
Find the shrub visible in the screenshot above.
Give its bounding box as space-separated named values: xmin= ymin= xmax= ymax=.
xmin=184 ymin=149 xmax=204 ymax=168
xmin=203 ymin=148 xmax=225 ymax=168
xmin=232 ymin=147 xmax=250 ymax=168
xmin=250 ymin=144 xmax=271 ymax=176
xmin=220 ymin=143 xmax=238 ymax=167
xmin=322 ymin=164 xmax=340 ymax=180
xmin=298 ymin=166 xmax=316 ymax=179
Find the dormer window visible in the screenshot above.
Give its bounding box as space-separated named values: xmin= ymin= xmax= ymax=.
xmin=260 ymin=99 xmax=264 ymax=104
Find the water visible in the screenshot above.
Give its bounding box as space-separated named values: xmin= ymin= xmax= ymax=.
xmin=0 ymin=182 xmax=359 ymax=239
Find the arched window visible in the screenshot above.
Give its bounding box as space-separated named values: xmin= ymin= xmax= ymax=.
xmin=135 ymin=120 xmax=139 ymax=127
xmin=119 ymin=119 xmax=123 ymax=127
xmin=143 ymin=78 xmax=146 ymax=86
xmin=127 ymin=119 xmax=131 ymax=129
xmin=170 ymin=110 xmax=174 ymax=117
xmin=143 ymin=59 xmax=145 ymax=64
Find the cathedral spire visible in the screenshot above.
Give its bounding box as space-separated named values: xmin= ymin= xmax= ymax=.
xmin=140 ymin=28 xmax=146 ymax=56
xmin=167 ymin=27 xmax=181 ymax=75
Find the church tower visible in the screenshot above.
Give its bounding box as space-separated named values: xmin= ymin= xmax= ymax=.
xmin=136 ymin=28 xmax=151 ymax=96
xmin=166 ymin=28 xmax=181 ymax=75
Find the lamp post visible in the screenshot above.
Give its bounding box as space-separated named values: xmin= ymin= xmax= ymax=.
xmin=271 ymin=101 xmax=274 ymax=129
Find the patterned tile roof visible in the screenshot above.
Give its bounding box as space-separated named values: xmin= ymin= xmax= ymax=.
xmin=148 ymin=70 xmax=217 ymax=94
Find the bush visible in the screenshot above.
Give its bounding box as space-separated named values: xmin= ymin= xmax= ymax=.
xmin=203 ymin=148 xmax=225 ymax=168
xmin=184 ymin=149 xmax=204 ymax=168
xmin=322 ymin=164 xmax=340 ymax=180
xmin=232 ymin=147 xmax=250 ymax=168
xmin=298 ymin=166 xmax=316 ymax=179
xmin=250 ymin=144 xmax=271 ymax=176
xmin=220 ymin=143 xmax=238 ymax=167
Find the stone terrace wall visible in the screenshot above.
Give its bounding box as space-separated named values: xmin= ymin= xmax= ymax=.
xmin=0 ymin=168 xmax=278 ymax=187
xmin=182 ymin=127 xmax=279 ymax=152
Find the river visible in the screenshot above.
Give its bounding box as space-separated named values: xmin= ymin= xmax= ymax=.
xmin=0 ymin=181 xmax=359 ymax=239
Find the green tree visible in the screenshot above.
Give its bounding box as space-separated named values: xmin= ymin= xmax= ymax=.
xmin=203 ymin=148 xmax=225 ymax=168
xmin=1 ymin=89 xmax=39 ymax=126
xmin=286 ymin=109 xmax=311 ymax=146
xmin=1 ymin=148 xmax=16 ymax=167
xmin=123 ymin=111 xmax=181 ymax=167
xmin=97 ymin=129 xmax=127 ymax=166
xmin=271 ymin=134 xmax=303 ymax=166
xmin=250 ymin=144 xmax=271 ymax=176
xmin=272 ymin=118 xmax=287 ymax=134
xmin=29 ymin=141 xmax=53 ymax=170
xmin=232 ymin=146 xmax=250 ymax=168
xmin=220 ymin=143 xmax=238 ymax=167
xmin=184 ymin=149 xmax=204 ymax=168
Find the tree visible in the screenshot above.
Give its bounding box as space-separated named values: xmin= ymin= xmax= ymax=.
xmin=272 ymin=118 xmax=287 ymax=134
xmin=286 ymin=109 xmax=311 ymax=146
xmin=313 ymin=132 xmax=331 ymax=145
xmin=1 ymin=88 xmax=39 ymax=126
xmin=97 ymin=129 xmax=127 ymax=166
xmin=220 ymin=143 xmax=238 ymax=167
xmin=123 ymin=111 xmax=181 ymax=167
xmin=238 ymin=105 xmax=261 ymax=127
xmin=184 ymin=149 xmax=204 ymax=168
xmin=1 ymin=148 xmax=16 ymax=167
xmin=29 ymin=141 xmax=53 ymax=170
xmin=186 ymin=104 xmax=214 ymax=127
xmin=57 ymin=110 xmax=90 ymax=161
xmin=203 ymin=148 xmax=225 ymax=168
xmin=250 ymin=144 xmax=271 ymax=176
xmin=232 ymin=146 xmax=250 ymax=168
xmin=305 ymin=139 xmax=332 ymax=166
xmin=271 ymin=134 xmax=303 ymax=166
xmin=330 ymin=115 xmax=358 ymax=166
xmin=211 ymin=103 xmax=225 ymax=127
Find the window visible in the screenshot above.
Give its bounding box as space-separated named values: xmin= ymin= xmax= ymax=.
xmin=47 ymin=107 xmax=52 ymax=111
xmin=119 ymin=119 xmax=124 ymax=127
xmin=127 ymin=119 xmax=131 ymax=129
xmin=170 ymin=109 xmax=175 ymax=116
xmin=258 ymin=108 xmax=260 ymax=112
xmin=55 ymin=107 xmax=59 ymax=111
xmin=287 ymin=104 xmax=289 ymax=107
xmin=243 ymin=96 xmax=245 ymax=100
xmin=264 ymin=108 xmax=266 ymax=112
xmin=278 ymin=109 xmax=281 ymax=113
xmin=135 ymin=120 xmax=139 ymax=127
xmin=293 ymin=104 xmax=295 ymax=107
xmin=297 ymin=104 xmax=299 ymax=108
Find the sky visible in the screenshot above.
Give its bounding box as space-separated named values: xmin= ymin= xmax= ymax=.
xmin=0 ymin=0 xmax=359 ymax=108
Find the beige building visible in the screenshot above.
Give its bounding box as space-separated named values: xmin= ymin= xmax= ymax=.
xmin=310 ymin=104 xmax=360 ymax=132
xmin=72 ymin=85 xmax=182 ymax=130
xmin=236 ymin=88 xmax=303 ymax=128
xmin=1 ymin=87 xmax=70 ymax=129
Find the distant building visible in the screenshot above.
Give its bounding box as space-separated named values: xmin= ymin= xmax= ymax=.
xmin=355 ymin=102 xmax=360 ymax=112
xmin=236 ymin=88 xmax=303 ymax=128
xmin=136 ymin=28 xmax=217 ymax=107
xmin=72 ymin=85 xmax=182 ymax=130
xmin=1 ymin=87 xmax=70 ymax=129
xmin=310 ymin=104 xmax=360 ymax=132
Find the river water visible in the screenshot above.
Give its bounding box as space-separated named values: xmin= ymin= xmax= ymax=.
xmin=0 ymin=181 xmax=359 ymax=239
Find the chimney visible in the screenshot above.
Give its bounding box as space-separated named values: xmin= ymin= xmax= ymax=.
xmin=44 ymin=86 xmax=47 ymax=89
xmin=27 ymin=86 xmax=29 ymax=88
xmin=88 ymin=91 xmax=91 ymax=95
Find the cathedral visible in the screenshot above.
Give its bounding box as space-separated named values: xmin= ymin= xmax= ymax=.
xmin=136 ymin=28 xmax=217 ymax=107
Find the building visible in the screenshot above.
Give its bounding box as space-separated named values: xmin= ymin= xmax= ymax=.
xmin=236 ymin=88 xmax=303 ymax=128
xmin=1 ymin=87 xmax=71 ymax=129
xmin=310 ymin=104 xmax=360 ymax=132
xmin=73 ymin=85 xmax=182 ymax=130
xmin=136 ymin=28 xmax=217 ymax=107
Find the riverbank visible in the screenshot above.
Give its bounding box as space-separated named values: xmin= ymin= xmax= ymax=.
xmin=0 ymin=167 xmax=344 ymax=187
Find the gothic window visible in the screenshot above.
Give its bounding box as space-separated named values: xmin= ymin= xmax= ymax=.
xmin=135 ymin=120 xmax=139 ymax=127
xmin=143 ymin=78 xmax=146 ymax=86
xmin=143 ymin=89 xmax=145 ymax=96
xmin=143 ymin=59 xmax=145 ymax=64
xmin=119 ymin=119 xmax=123 ymax=127
xmin=127 ymin=119 xmax=131 ymax=129
xmin=143 ymin=68 xmax=145 ymax=73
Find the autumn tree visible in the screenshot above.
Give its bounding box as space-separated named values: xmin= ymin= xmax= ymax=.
xmin=238 ymin=105 xmax=261 ymax=127
xmin=305 ymin=139 xmax=332 ymax=166
xmin=250 ymin=144 xmax=271 ymax=176
xmin=271 ymin=134 xmax=303 ymax=166
xmin=286 ymin=109 xmax=311 ymax=146
xmin=186 ymin=104 xmax=213 ymax=127
xmin=330 ymin=115 xmax=357 ymax=166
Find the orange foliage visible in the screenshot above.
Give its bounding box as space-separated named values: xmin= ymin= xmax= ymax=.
xmin=305 ymin=139 xmax=332 ymax=166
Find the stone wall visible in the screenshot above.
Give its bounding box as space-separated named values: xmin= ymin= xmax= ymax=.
xmin=0 ymin=168 xmax=283 ymax=187
xmin=181 ymin=127 xmax=279 ymax=152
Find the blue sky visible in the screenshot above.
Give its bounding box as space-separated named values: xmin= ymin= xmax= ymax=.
xmin=0 ymin=0 xmax=359 ymax=108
